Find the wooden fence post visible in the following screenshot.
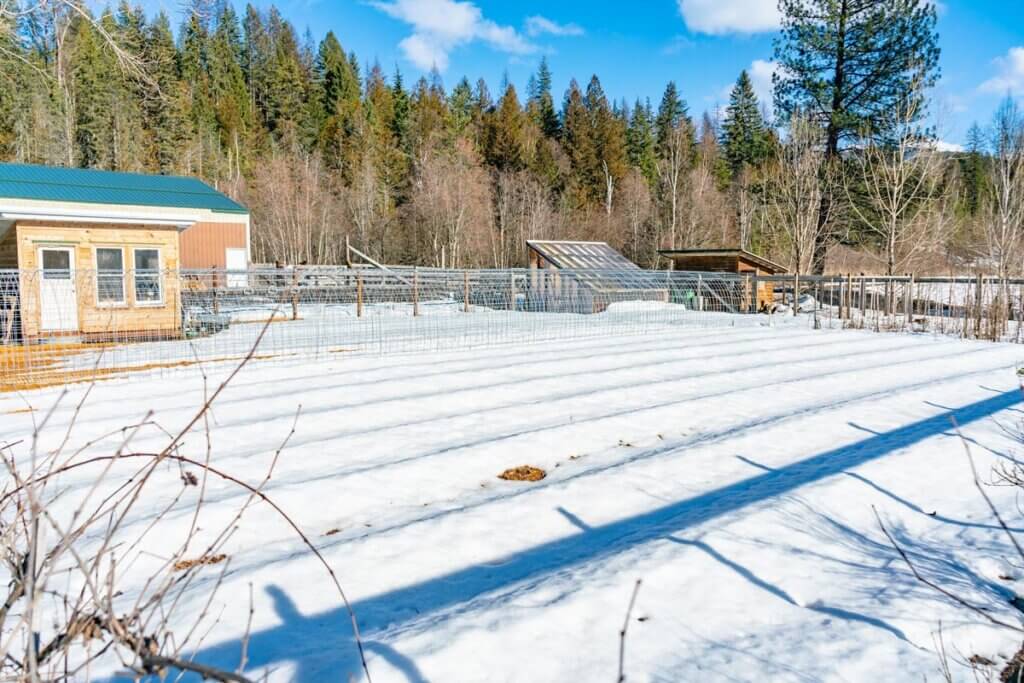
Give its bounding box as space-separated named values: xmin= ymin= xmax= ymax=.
xmin=846 ymin=273 xmax=854 ymax=321
xmin=509 ymin=272 xmax=517 ymax=311
xmin=413 ymin=267 xmax=419 ymax=317
xmin=696 ymin=274 xmax=703 ymax=311
xmin=905 ymin=274 xmax=914 ymax=327
xmin=463 ymin=271 xmax=470 ymax=313
xmin=356 ymin=271 xmax=363 ymax=318
xmin=859 ymin=276 xmax=866 ymax=322
xmin=291 ymin=265 xmax=300 ymax=321
xmin=975 ymin=273 xmax=984 ymax=338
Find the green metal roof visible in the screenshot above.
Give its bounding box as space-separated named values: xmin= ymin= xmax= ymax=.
xmin=0 ymin=163 xmax=248 ymax=215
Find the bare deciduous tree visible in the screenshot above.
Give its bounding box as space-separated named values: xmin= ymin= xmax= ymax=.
xmin=845 ymin=93 xmax=947 ymax=277
xmin=763 ymin=113 xmax=831 ymax=276
xmin=984 ymin=98 xmax=1024 ymax=280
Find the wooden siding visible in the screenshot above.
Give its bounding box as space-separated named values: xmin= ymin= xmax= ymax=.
xmin=14 ymin=221 xmax=181 ymax=339
xmin=180 ymin=221 xmax=247 ymax=269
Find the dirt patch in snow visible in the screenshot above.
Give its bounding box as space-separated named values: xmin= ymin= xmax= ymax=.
xmin=498 ymin=466 xmax=547 ymax=482
xmin=173 ymin=554 xmax=228 ymax=572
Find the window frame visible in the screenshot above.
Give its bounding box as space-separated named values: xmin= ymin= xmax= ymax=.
xmin=132 ymin=247 xmax=164 ymax=306
xmin=94 ymin=246 xmax=126 ymax=307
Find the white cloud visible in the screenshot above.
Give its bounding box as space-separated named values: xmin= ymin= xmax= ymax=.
xmin=525 ymin=15 xmax=584 ymax=38
xmin=748 ymin=59 xmax=779 ymax=110
xmin=932 ymin=140 xmax=964 ymax=153
xmin=372 ymin=0 xmax=535 ymax=71
xmin=677 ymin=0 xmax=780 ymax=35
xmin=980 ymin=46 xmax=1024 ymax=95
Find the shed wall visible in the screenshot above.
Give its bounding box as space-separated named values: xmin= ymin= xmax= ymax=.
xmin=180 ymin=221 xmax=247 ymax=269
xmin=14 ymin=222 xmax=180 ymax=339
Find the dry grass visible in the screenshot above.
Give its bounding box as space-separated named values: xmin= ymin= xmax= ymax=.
xmin=1 ymin=352 xmax=284 ymax=392
xmin=498 ymin=465 xmax=547 ymax=482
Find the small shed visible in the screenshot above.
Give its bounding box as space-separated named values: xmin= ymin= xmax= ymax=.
xmin=0 ymin=163 xmax=249 ymax=341
xmin=658 ymin=248 xmax=787 ymax=312
xmin=527 ymin=240 xmax=668 ymax=313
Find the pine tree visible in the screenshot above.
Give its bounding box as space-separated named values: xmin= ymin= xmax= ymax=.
xmin=209 ymin=2 xmax=251 ymax=171
xmin=561 ymin=79 xmax=598 ymax=206
xmin=71 ymin=14 xmax=116 ymax=167
xmin=774 ymin=0 xmax=941 ymax=271
xmin=720 ymin=70 xmax=771 ymax=174
xmin=627 ymin=98 xmax=657 ymax=183
xmin=484 ymin=84 xmax=526 ymax=171
xmin=959 ymin=121 xmax=989 ymax=216
xmin=586 ymin=75 xmax=627 ymax=211
xmin=527 ymin=57 xmax=559 ymax=138
xmin=655 ymin=81 xmax=692 ymax=158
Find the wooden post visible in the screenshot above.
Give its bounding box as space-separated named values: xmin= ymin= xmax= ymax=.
xmin=696 ymin=274 xmax=703 ymax=311
xmin=509 ymin=272 xmax=517 ymax=311
xmin=975 ymin=273 xmax=984 ymax=338
xmin=413 ymin=267 xmax=419 ymax=317
xmin=463 ymin=271 xmax=470 ymax=313
xmin=793 ymin=273 xmax=799 ymax=315
xmin=356 ymin=271 xmax=363 ymax=318
xmin=846 ymin=273 xmax=854 ymax=321
xmin=212 ymin=269 xmax=220 ymax=316
xmin=859 ymin=276 xmax=866 ymax=323
xmin=905 ymin=274 xmax=914 ymax=328
xmin=291 ymin=265 xmax=300 ymax=321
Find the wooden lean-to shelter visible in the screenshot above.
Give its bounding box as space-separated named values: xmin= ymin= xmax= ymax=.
xmin=657 ymin=248 xmax=787 ymax=312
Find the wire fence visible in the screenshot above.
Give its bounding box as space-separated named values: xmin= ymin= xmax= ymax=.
xmin=1 ymin=266 xmax=751 ymax=391
xmin=763 ymin=273 xmax=1024 ymax=341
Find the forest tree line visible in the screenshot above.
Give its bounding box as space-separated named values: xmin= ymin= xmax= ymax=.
xmin=0 ymin=0 xmax=1022 ymax=275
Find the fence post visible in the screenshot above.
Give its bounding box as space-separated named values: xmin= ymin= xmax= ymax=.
xmin=846 ymin=273 xmax=853 ymax=323
xmin=463 ymin=271 xmax=470 ymax=313
xmin=696 ymin=274 xmax=703 ymax=311
xmin=291 ymin=265 xmax=300 ymax=321
xmin=356 ymin=271 xmax=363 ymax=318
xmin=413 ymin=266 xmax=419 ymax=317
xmin=212 ymin=269 xmax=220 ymax=316
xmin=905 ymin=274 xmax=914 ymax=328
xmin=975 ymin=273 xmax=984 ymax=338
xmin=510 ymin=271 xmax=517 ymax=311
xmin=859 ymin=276 xmax=866 ymax=323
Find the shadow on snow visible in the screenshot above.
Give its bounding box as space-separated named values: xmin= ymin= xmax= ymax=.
xmin=118 ymin=388 xmax=1020 ymax=682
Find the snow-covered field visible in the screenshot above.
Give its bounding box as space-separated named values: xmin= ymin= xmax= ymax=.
xmin=3 ymin=323 xmax=1024 ymax=681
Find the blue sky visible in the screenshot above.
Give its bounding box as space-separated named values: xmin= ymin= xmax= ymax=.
xmin=140 ymin=0 xmax=1024 ymax=146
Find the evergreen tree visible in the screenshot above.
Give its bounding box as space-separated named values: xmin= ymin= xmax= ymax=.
xmin=627 ymin=98 xmax=657 ymax=183
xmin=774 ymin=0 xmax=941 ymax=271
xmin=960 ymin=121 xmax=989 ymax=216
xmin=527 ymin=57 xmax=559 ymax=138
xmin=586 ymin=75 xmax=627 ymax=209
xmin=144 ymin=12 xmax=189 ymax=172
xmin=655 ymin=81 xmax=692 ymax=158
xmin=71 ymin=14 xmax=116 ymax=167
xmin=561 ymin=79 xmax=598 ymax=206
xmin=720 ymin=70 xmax=771 ymax=174
xmin=484 ymin=84 xmax=526 ymax=171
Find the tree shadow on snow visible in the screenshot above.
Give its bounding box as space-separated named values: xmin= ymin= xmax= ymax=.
xmin=113 ymin=388 xmax=1020 ymax=681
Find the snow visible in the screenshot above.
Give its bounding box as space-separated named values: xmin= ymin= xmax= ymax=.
xmin=3 ymin=324 xmax=1024 ymax=681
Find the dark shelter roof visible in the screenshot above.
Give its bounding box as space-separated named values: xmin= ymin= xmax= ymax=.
xmin=658 ymin=248 xmax=788 ymax=274
xmin=527 ymin=240 xmax=640 ymax=270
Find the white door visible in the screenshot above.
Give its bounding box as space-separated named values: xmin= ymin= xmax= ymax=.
xmin=38 ymin=247 xmax=79 ymax=332
xmin=225 ymin=248 xmax=248 ymax=288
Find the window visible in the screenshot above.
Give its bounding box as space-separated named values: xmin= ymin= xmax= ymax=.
xmin=96 ymin=248 xmax=125 ymax=304
xmin=133 ymin=248 xmax=162 ymax=304
xmin=41 ymin=249 xmax=71 ymax=279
